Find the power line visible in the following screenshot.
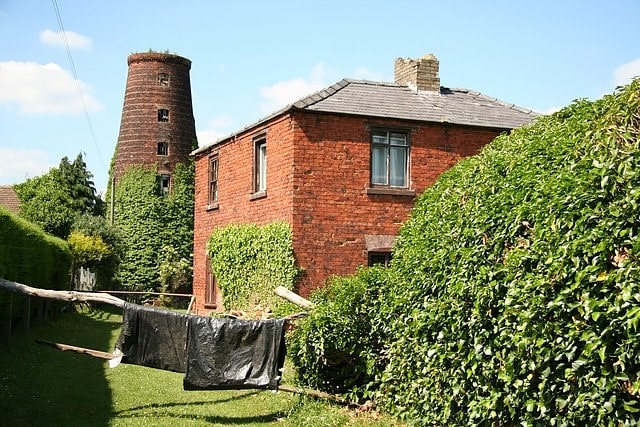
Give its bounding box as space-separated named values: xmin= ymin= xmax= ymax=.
xmin=51 ymin=0 xmax=106 ymax=169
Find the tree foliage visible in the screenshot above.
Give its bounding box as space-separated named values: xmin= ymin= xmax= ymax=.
xmin=290 ymin=79 xmax=640 ymax=425
xmin=14 ymin=152 xmax=103 ymax=238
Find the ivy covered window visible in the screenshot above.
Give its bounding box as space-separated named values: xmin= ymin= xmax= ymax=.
xmin=371 ymin=130 xmax=409 ymax=188
xmin=368 ymin=251 xmax=392 ymax=267
xmin=253 ymin=136 xmax=267 ymax=194
xmin=159 ymin=174 xmax=170 ymax=196
xmin=208 ymin=154 xmax=218 ymax=206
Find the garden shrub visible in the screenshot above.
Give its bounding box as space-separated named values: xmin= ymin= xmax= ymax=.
xmin=288 ymin=266 xmax=390 ymax=399
xmin=292 ymin=79 xmax=640 ymax=425
xmin=206 ymin=222 xmax=298 ymax=314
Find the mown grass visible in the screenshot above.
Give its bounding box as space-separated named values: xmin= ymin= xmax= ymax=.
xmin=0 ymin=304 xmax=402 ymax=426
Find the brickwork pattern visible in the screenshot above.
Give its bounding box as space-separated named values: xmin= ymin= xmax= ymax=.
xmin=113 ymin=52 xmax=196 ymax=181
xmin=192 ymin=109 xmax=502 ymax=313
xmin=394 ymin=54 xmax=440 ymax=92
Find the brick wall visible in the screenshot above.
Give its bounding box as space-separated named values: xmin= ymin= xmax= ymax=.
xmin=192 ymin=116 xmax=295 ymax=313
xmin=113 ymin=52 xmax=195 ymax=181
xmin=192 ymin=110 xmax=504 ymax=312
xmin=289 ymin=112 xmax=498 ymax=295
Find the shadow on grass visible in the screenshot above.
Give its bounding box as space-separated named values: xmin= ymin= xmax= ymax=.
xmin=0 ymin=303 xmax=121 ymax=427
xmin=114 ymin=396 xmax=288 ymax=424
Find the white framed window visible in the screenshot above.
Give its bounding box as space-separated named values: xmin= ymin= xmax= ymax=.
xmin=254 ymin=137 xmax=267 ymax=193
xmin=208 ymin=154 xmax=219 ymax=206
xmin=371 ymin=130 xmax=409 ymax=188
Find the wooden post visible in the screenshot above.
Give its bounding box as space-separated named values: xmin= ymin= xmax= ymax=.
xmin=0 ymin=295 xmax=12 ymax=344
xmin=22 ymin=296 xmax=30 ymax=333
xmin=274 ymin=286 xmax=314 ymax=309
xmin=0 ymin=278 xmax=126 ymax=308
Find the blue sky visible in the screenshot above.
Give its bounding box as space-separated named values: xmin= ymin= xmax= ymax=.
xmin=1 ymin=0 xmax=639 ymax=195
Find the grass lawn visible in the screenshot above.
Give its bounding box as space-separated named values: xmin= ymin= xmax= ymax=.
xmin=0 ymin=304 xmax=402 ymax=426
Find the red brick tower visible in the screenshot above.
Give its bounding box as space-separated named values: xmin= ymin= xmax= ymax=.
xmin=111 ymin=52 xmax=196 ymax=193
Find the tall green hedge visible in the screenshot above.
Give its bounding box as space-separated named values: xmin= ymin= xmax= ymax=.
xmin=0 ymin=207 xmax=72 ymax=322
xmin=290 ymin=79 xmax=640 ymax=425
xmin=207 ymin=222 xmax=298 ymax=314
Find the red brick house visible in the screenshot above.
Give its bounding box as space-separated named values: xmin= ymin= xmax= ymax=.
xmin=191 ymin=54 xmax=537 ymax=313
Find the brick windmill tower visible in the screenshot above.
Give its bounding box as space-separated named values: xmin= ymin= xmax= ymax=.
xmin=110 ymin=51 xmax=196 ymax=199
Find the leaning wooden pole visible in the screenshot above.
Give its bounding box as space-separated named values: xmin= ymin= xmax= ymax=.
xmin=274 ymin=286 xmax=314 ymax=309
xmin=0 ymin=278 xmax=125 ymax=308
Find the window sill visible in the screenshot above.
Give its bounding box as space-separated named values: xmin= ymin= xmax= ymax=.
xmin=249 ymin=190 xmax=267 ymax=201
xmin=206 ymin=202 xmax=219 ymax=211
xmin=366 ymin=187 xmax=416 ymax=197
xmin=204 ymin=303 xmax=217 ymax=309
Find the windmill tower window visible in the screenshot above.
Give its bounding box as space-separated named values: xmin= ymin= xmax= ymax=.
xmin=159 ymin=175 xmax=171 ymax=195
xmin=157 ymin=142 xmax=169 ymax=156
xmin=158 ymin=109 xmax=169 ymax=122
xmin=157 ymin=72 xmax=170 ymax=86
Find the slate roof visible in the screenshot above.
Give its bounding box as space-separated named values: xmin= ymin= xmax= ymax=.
xmin=0 ymin=185 xmax=20 ymax=214
xmin=194 ymin=79 xmax=538 ymax=155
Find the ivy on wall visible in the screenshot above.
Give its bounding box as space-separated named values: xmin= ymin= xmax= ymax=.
xmin=109 ymin=161 xmax=194 ymax=291
xmin=206 ymin=222 xmax=298 ymax=314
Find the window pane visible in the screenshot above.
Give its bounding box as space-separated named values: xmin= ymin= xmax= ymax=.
xmin=390 ymin=146 xmax=407 ymax=187
xmin=371 ymin=145 xmax=387 ymax=185
xmin=372 ymin=132 xmax=388 ymax=145
xmin=208 ymin=156 xmax=218 ymax=204
xmin=255 ymin=141 xmax=267 ymax=192
xmin=390 ymin=133 xmax=407 ymax=146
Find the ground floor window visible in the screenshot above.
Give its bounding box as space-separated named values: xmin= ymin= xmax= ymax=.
xmin=368 ymin=251 xmax=392 ymax=267
xmin=204 ymin=256 xmax=217 ymax=308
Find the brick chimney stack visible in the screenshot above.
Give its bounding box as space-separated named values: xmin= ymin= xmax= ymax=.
xmin=394 ymin=53 xmax=440 ymax=92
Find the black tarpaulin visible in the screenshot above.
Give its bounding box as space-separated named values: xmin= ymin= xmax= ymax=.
xmin=183 ymin=316 xmax=286 ymax=390
xmin=115 ymin=302 xmax=190 ymax=373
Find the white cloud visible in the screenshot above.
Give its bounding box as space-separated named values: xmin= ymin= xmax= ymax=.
xmin=613 ymin=58 xmax=640 ymax=86
xmin=39 ymin=28 xmax=92 ymax=50
xmin=196 ymin=115 xmax=235 ymax=147
xmin=0 ymin=148 xmax=53 ymax=184
xmin=0 ymin=61 xmax=102 ymax=114
xmin=259 ymin=63 xmax=328 ymax=113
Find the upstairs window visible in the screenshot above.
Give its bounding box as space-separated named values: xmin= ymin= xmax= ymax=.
xmin=253 ymin=137 xmax=267 ymax=194
xmin=158 ymin=108 xmax=169 ymax=122
xmin=157 ymin=142 xmax=169 ymax=156
xmin=157 ymin=72 xmax=170 ymax=86
xmin=208 ymin=154 xmax=219 ymax=206
xmin=371 ymin=130 xmax=409 ymax=188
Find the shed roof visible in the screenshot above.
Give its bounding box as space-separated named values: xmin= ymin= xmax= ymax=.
xmin=193 ymin=79 xmax=538 ymax=155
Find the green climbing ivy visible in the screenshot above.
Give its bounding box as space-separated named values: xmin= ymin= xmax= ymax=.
xmin=110 ymin=161 xmax=194 ymax=292
xmin=206 ymin=222 xmax=298 ymax=314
